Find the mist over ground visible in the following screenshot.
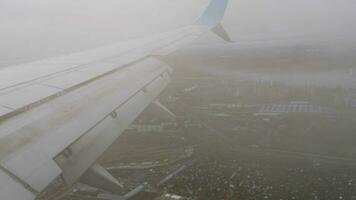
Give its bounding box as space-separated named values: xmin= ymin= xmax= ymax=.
xmin=165 ymin=39 xmax=356 ymax=88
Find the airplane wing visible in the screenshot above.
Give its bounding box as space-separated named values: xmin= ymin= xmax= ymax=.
xmin=0 ymin=0 xmax=230 ymax=199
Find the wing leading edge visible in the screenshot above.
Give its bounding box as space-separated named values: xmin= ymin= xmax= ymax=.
xmin=0 ymin=0 xmax=230 ymax=199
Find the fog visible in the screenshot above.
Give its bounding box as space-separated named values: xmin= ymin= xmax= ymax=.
xmin=0 ymin=0 xmax=206 ymax=66
xmin=1 ymin=0 xmax=356 ymax=68
xmin=166 ymin=40 xmax=356 ymax=88
xmin=2 ymin=1 xmax=356 ymax=199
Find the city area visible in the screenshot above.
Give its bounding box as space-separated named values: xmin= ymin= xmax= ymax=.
xmin=37 ymin=59 xmax=356 ymax=200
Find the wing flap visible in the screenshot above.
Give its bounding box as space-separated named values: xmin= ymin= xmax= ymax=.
xmin=0 ymin=169 xmax=35 ymax=200
xmin=56 ymin=71 xmax=170 ymax=185
xmin=0 ymin=57 xmax=171 ymax=195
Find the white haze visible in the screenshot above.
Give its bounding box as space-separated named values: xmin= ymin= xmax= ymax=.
xmin=0 ymin=0 xmax=355 ymax=69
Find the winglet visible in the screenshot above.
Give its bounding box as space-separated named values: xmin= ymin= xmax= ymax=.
xmin=196 ymin=0 xmax=232 ymax=42
xmin=196 ymin=0 xmax=229 ymax=27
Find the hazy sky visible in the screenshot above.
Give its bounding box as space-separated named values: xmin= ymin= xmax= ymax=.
xmin=0 ymin=0 xmax=207 ymax=66
xmin=224 ymin=0 xmax=356 ymax=41
xmin=0 ymin=0 xmax=355 ymax=66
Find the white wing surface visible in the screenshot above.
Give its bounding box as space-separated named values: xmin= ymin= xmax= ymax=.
xmin=0 ymin=0 xmax=230 ymax=199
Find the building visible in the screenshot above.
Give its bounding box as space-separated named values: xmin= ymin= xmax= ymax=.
xmin=155 ymin=193 xmax=186 ymax=200
xmin=257 ymin=101 xmax=322 ymax=115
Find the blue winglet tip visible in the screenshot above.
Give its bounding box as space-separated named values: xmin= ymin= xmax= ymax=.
xmin=196 ymin=0 xmax=229 ymax=27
